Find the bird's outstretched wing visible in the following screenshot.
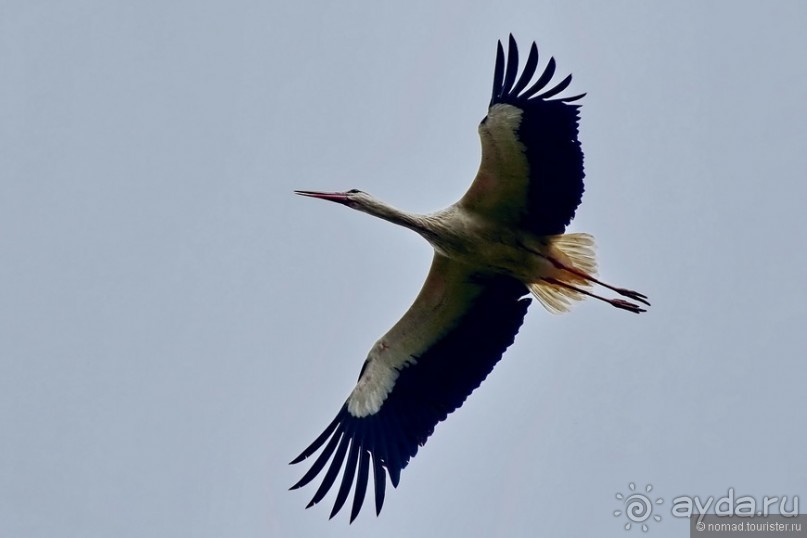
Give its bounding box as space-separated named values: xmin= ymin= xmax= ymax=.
xmin=290 ymin=254 xmax=530 ymax=521
xmin=460 ymin=35 xmax=586 ymax=236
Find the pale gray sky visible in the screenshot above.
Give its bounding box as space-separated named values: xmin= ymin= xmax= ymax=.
xmin=2 ymin=1 xmax=806 ymax=537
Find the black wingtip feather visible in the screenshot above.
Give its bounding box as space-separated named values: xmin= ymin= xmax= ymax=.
xmin=372 ymin=455 xmax=386 ymax=516
xmin=490 ymin=41 xmax=505 ymax=106
xmin=329 ymin=437 xmax=359 ymax=519
xmin=511 ymin=42 xmax=538 ymax=97
xmin=560 ymin=92 xmax=586 ymax=103
xmin=290 ymin=429 xmax=343 ymax=490
xmin=537 ymin=73 xmax=573 ymax=100
xmin=307 ymin=433 xmax=351 ymax=508
xmin=521 ymin=57 xmax=556 ymax=100
xmin=502 ymin=34 xmax=519 ymax=95
xmin=349 ymin=449 xmax=371 ymax=523
xmin=289 ymin=413 xmax=341 ymax=465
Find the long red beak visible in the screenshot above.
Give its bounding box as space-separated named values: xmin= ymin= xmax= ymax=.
xmin=294 ymin=190 xmax=350 ymax=204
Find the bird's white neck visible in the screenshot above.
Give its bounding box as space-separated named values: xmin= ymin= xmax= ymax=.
xmin=357 ymin=197 xmax=433 ymax=237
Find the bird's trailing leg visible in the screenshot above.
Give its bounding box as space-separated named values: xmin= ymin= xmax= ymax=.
xmin=541 ymin=277 xmax=646 ymax=314
xmin=545 ymin=256 xmax=650 ymax=307
xmin=520 ymin=233 xmax=649 ymax=313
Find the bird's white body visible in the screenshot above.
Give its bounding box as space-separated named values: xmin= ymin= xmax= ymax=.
xmin=437 ymin=209 xmax=562 ymax=279
xmin=368 ymin=201 xmax=556 ymax=282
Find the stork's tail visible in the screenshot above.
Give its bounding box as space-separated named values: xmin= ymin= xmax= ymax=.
xmin=527 ymin=233 xmax=649 ymax=314
xmin=527 ymin=233 xmax=597 ymax=313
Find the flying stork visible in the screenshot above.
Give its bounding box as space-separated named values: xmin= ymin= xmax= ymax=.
xmin=290 ymin=35 xmax=649 ymax=522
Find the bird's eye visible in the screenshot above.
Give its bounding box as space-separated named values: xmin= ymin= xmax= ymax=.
xmin=347 ymin=189 xmax=361 ymax=194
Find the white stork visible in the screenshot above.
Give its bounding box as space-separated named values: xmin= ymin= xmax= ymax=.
xmin=290 ymin=35 xmax=649 ymax=521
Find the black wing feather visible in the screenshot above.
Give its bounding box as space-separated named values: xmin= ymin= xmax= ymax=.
xmin=330 ymin=436 xmax=359 ymax=519
xmin=306 ymin=432 xmax=350 ymax=508
xmin=537 ymin=73 xmax=573 ymax=100
xmin=490 ymin=42 xmax=505 ymax=104
xmin=350 ymin=448 xmax=371 ymax=521
xmin=502 ymin=34 xmax=520 ymax=95
xmin=511 ymin=42 xmax=539 ymax=97
xmin=372 ymin=454 xmax=385 ymax=515
xmin=289 ymin=428 xmax=340 ymax=489
xmin=290 ymin=275 xmax=530 ymax=521
xmin=490 ymin=35 xmax=586 ymax=235
xmin=289 ymin=414 xmax=339 ymax=465
xmin=521 ymin=57 xmax=556 ymax=100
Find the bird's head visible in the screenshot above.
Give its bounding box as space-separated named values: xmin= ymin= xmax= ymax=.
xmin=294 ymin=189 xmax=372 ymax=210
xmin=295 ymin=188 xmax=411 ymax=230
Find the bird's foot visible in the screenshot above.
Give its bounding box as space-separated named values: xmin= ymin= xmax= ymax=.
xmin=609 ymin=298 xmax=647 ymax=314
xmin=613 ymin=287 xmax=650 ymax=307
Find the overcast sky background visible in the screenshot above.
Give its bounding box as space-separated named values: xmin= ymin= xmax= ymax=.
xmin=2 ymin=1 xmax=806 ymax=537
